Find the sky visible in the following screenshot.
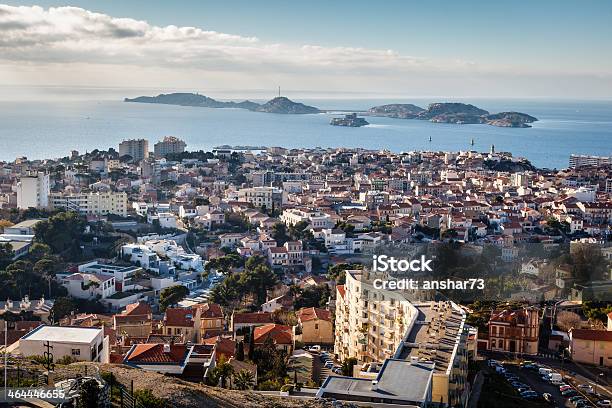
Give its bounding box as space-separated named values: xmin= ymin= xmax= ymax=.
xmin=1 ymin=0 xmax=611 ymax=99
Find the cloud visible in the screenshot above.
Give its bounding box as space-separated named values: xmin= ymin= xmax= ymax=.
xmin=0 ymin=4 xmax=470 ymax=75
xmin=0 ymin=4 xmax=610 ymax=98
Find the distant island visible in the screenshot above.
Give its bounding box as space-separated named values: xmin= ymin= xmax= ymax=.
xmin=330 ymin=113 xmax=369 ymax=127
xmin=124 ymin=93 xmax=537 ymax=127
xmin=367 ymin=102 xmax=538 ymax=128
xmin=124 ymin=93 xmax=320 ymax=114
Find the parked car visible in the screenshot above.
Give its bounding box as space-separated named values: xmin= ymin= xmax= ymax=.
xmin=597 ymin=401 xmax=612 ymax=407
xmin=521 ymin=390 xmax=539 ymax=400
xmin=562 ymin=389 xmax=578 ymax=397
xmin=559 ymin=385 xmax=572 ymax=392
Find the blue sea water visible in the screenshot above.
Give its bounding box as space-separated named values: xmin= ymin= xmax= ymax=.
xmin=0 ymin=94 xmax=611 ymax=168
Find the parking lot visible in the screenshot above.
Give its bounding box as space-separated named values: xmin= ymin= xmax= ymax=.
xmin=486 ymin=358 xmax=611 ymax=408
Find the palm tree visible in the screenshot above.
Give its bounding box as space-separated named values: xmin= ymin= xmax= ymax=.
xmin=232 ymin=370 xmax=255 ymax=390
xmin=216 ymin=360 xmax=235 ymax=388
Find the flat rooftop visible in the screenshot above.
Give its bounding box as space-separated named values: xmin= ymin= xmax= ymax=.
xmin=398 ymin=301 xmax=465 ymax=373
xmin=21 ymin=325 xmax=102 ymax=344
xmin=319 ymin=360 xmax=433 ymax=404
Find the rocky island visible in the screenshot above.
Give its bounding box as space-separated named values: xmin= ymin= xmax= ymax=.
xmin=124 ymin=93 xmax=320 ymax=114
xmin=367 ymin=103 xmax=425 ymax=118
xmin=367 ymin=102 xmax=538 ymax=127
xmin=330 ymin=113 xmax=369 ymax=127
xmin=254 ymin=96 xmax=320 ymax=114
xmin=125 ymin=93 xmax=537 ymax=127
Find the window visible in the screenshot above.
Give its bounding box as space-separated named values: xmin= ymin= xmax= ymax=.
xmin=71 ymin=349 xmax=81 ymax=356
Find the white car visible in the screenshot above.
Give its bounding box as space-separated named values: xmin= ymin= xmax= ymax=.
xmin=597 ymin=401 xmax=611 ymax=407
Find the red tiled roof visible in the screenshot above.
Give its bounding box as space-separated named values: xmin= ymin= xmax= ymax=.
xmin=126 ymin=343 xmax=188 ymax=363
xmin=337 ymin=285 xmax=346 ymax=299
xmin=123 ymin=301 xmax=152 ymax=316
xmin=254 ymin=324 xmax=292 ymax=345
xmin=571 ymin=329 xmax=612 ymax=342
xmin=196 ymin=303 xmax=223 ymax=319
xmin=164 ymin=308 xmax=195 ymax=327
xmin=203 ymin=336 xmax=237 ymax=361
xmin=232 ymin=312 xmax=273 ymax=325
xmin=297 ymin=307 xmax=331 ymax=323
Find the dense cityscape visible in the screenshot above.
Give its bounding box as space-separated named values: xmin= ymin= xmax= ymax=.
xmin=0 ymin=136 xmax=610 ymax=407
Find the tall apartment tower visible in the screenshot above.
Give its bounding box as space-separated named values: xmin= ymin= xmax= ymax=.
xmin=119 ymin=139 xmax=149 ymax=162
xmin=153 ymin=136 xmax=186 ymax=158
xmin=17 ymin=172 xmax=50 ymax=209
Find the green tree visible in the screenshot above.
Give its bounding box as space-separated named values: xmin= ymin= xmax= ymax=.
xmin=77 ymin=379 xmax=100 ymax=408
xmin=29 ymin=243 xmax=51 ymax=260
xmin=341 ymin=357 xmax=358 ymax=376
xmin=34 ymin=211 xmax=86 ymax=257
xmin=133 ymin=389 xmax=166 ymax=408
xmin=159 ymin=285 xmax=189 ymax=312
xmin=50 ymin=297 xmax=77 ymax=322
xmin=233 ymin=370 xmax=255 ymax=390
xmin=239 ymin=264 xmax=278 ymax=306
xmin=236 ymin=340 xmax=245 ymax=361
xmin=271 ymin=223 xmax=289 ymax=246
xmin=0 ymin=242 xmax=15 ymax=268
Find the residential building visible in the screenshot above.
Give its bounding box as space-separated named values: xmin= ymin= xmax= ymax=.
xmin=16 ymin=172 xmax=49 ymax=209
xmin=333 ymin=270 xmax=468 ymax=407
xmin=253 ymin=323 xmax=293 ymax=353
xmin=119 ymin=139 xmax=149 ymax=161
xmin=49 ymin=191 xmax=128 ymax=217
xmin=154 ymin=136 xmax=186 ymax=158
xmin=113 ymin=301 xmax=153 ymax=339
xmin=487 ymin=307 xmax=540 ymax=355
xmin=569 ymin=328 xmax=612 ymax=367
xmin=237 ymin=186 xmax=284 ymax=209
xmin=317 ymin=359 xmax=434 ymax=407
xmin=19 ymin=325 xmax=110 ymax=363
xmin=295 ymin=307 xmax=333 ymax=346
xmin=62 ymin=273 xmax=116 ymax=300
xmin=162 ymin=308 xmax=199 ymax=343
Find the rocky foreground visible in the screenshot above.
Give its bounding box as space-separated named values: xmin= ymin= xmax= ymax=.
xmin=57 ymin=363 xmax=351 ymax=408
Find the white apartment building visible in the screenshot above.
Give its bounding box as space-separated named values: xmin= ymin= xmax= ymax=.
xmin=569 ymin=154 xmax=612 ymax=168
xmin=334 ymin=270 xmax=470 ymax=407
xmin=154 ymin=136 xmax=186 ymax=158
xmin=16 ymin=172 xmax=50 ymax=209
xmin=237 ymin=186 xmax=284 ymax=209
xmin=119 ymin=139 xmax=149 ymax=161
xmin=49 ymin=191 xmax=128 ymax=217
xmin=19 ymin=325 xmax=110 ymax=363
xmin=280 ymin=208 xmax=333 ymax=229
xmin=62 ymin=272 xmax=116 ymax=299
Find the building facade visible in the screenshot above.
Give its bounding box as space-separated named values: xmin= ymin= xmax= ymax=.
xmin=119 ymin=139 xmax=149 ymax=162
xmin=154 ymin=136 xmax=186 ymax=158
xmin=49 ymin=191 xmax=128 ymax=217
xmin=16 ymin=172 xmax=50 ymax=209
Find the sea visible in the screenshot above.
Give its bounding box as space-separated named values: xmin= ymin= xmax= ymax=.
xmin=1 ymin=87 xmax=611 ymax=169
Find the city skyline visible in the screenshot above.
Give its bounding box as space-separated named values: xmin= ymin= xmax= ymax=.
xmin=1 ymin=1 xmax=612 ymax=99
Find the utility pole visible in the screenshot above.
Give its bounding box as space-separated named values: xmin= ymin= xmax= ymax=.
xmin=278 ymin=86 xmax=281 ymax=97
